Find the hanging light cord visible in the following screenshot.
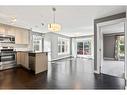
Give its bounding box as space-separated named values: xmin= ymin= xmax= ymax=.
xmin=52 ymin=7 xmax=56 ymax=23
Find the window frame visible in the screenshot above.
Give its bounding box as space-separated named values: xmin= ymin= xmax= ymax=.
xmin=58 ymin=37 xmax=70 ymax=55
xmin=33 ymin=35 xmax=42 ymax=52
xmin=77 ymin=40 xmax=92 ymax=55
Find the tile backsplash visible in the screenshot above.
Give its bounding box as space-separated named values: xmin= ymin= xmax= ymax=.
xmin=0 ymin=43 xmax=32 ymax=51
xmin=14 ymin=44 xmax=30 ymax=51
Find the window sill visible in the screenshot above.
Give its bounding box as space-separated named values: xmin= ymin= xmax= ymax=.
xmin=58 ymin=53 xmax=69 ymax=55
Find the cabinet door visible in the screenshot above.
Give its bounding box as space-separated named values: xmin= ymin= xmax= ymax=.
xmin=15 ymin=28 xmax=29 ymax=44
xmin=20 ymin=52 xmax=24 ymax=66
xmin=35 ymin=53 xmax=48 ymax=74
xmin=22 ymin=30 xmax=29 ymax=44
xmin=24 ymin=53 xmax=29 ymax=69
xmin=16 ymin=52 xmax=21 ymax=64
xmin=7 ymin=27 xmax=15 ymax=36
xmin=42 ymin=53 xmax=48 ymax=70
xmin=20 ymin=52 xmax=29 ymax=69
xmin=15 ymin=28 xmax=22 ymax=44
xmin=0 ymin=24 xmax=6 ymax=35
xmin=0 ymin=24 xmax=15 ymax=36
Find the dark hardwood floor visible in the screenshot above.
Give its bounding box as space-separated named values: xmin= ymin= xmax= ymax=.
xmin=0 ymin=58 xmax=125 ymax=89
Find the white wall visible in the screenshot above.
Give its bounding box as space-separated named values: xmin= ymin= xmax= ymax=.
xmin=44 ymin=32 xmax=71 ymax=61
xmin=101 ymin=22 xmax=124 ymax=34
xmin=72 ymin=38 xmax=77 ymax=58
xmin=44 ymin=33 xmax=52 ymax=61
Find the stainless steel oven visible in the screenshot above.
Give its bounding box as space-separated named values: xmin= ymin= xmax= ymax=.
xmin=0 ymin=47 xmax=17 ymax=70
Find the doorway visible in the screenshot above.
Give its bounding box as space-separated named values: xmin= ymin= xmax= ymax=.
xmin=97 ymin=18 xmax=126 ymax=79
xmin=102 ymin=33 xmax=125 ymax=78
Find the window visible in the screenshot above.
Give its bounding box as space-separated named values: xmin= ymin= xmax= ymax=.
xmin=117 ymin=36 xmax=124 ymax=58
xmin=84 ymin=41 xmax=91 ymax=55
xmin=33 ymin=35 xmax=42 ymax=52
xmin=77 ymin=40 xmax=91 ymax=55
xmin=77 ymin=42 xmax=83 ymax=55
xmin=58 ymin=37 xmax=69 ymax=55
xmin=114 ymin=35 xmax=125 ymax=60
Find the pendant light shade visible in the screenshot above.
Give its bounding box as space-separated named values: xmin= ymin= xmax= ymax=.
xmin=48 ymin=7 xmax=61 ymax=32
xmin=48 ymin=23 xmax=61 ymax=32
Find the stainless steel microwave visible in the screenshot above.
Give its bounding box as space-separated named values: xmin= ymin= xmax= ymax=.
xmin=0 ymin=35 xmax=15 ymax=44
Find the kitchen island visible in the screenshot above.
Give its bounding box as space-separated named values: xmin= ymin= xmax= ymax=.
xmin=16 ymin=51 xmax=48 ymax=74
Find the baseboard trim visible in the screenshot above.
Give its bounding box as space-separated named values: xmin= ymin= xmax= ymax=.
xmin=94 ymin=70 xmax=100 ymax=74
xmin=51 ymin=55 xmax=73 ymax=61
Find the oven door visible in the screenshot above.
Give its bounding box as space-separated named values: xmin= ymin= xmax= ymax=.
xmin=0 ymin=52 xmax=16 ymax=64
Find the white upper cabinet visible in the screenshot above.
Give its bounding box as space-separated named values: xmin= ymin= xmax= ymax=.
xmin=0 ymin=23 xmax=30 ymax=44
xmin=15 ymin=28 xmax=22 ymax=44
xmin=21 ymin=29 xmax=30 ymax=44
xmin=0 ymin=24 xmax=6 ymax=35
xmin=7 ymin=27 xmax=16 ymax=36
xmin=15 ymin=27 xmax=30 ymax=44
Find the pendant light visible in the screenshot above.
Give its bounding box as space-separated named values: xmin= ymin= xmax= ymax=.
xmin=48 ymin=7 xmax=61 ymax=32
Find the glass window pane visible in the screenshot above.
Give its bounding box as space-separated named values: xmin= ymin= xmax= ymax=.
xmin=33 ymin=35 xmax=42 ymax=52
xmin=84 ymin=41 xmax=91 ymax=55
xmin=62 ymin=45 xmax=64 ymax=52
xmin=117 ymin=36 xmax=125 ymax=56
xmin=119 ymin=36 xmax=124 ymax=44
xmin=77 ymin=42 xmax=83 ymax=55
xmin=120 ymin=45 xmax=124 ymax=54
xmin=58 ymin=37 xmax=69 ymax=54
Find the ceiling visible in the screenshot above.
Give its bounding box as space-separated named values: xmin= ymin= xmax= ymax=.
xmin=0 ymin=6 xmax=126 ymax=37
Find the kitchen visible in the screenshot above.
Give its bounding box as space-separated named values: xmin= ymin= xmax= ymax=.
xmin=0 ymin=23 xmax=48 ymax=74
xmin=0 ymin=6 xmax=126 ymax=90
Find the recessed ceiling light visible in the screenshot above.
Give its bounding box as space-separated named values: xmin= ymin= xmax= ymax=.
xmin=11 ymin=16 xmax=16 ymax=22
